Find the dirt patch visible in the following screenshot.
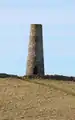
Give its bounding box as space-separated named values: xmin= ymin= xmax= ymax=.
xmin=0 ymin=78 xmax=75 ymax=120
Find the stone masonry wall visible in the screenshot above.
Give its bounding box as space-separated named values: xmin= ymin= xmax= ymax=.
xmin=26 ymin=24 xmax=44 ymax=76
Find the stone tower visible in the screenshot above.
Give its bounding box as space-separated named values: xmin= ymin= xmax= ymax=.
xmin=26 ymin=24 xmax=44 ymax=76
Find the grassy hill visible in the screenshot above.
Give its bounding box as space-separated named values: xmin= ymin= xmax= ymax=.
xmin=0 ymin=77 xmax=75 ymax=120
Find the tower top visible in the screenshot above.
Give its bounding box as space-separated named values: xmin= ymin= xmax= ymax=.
xmin=30 ymin=24 xmax=42 ymax=29
xmin=30 ymin=24 xmax=42 ymax=26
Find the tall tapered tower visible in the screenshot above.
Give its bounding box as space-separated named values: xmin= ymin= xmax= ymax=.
xmin=26 ymin=24 xmax=44 ymax=76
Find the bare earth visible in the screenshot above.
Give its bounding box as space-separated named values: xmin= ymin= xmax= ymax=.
xmin=0 ymin=78 xmax=75 ymax=120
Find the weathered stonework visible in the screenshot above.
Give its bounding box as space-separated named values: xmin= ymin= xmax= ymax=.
xmin=26 ymin=24 xmax=44 ymax=76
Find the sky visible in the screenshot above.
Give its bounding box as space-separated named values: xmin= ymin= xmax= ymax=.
xmin=0 ymin=0 xmax=75 ymax=76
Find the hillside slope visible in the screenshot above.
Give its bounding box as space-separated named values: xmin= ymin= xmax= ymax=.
xmin=0 ymin=78 xmax=75 ymax=120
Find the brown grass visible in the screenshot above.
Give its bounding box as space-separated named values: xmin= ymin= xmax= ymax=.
xmin=0 ymin=78 xmax=75 ymax=120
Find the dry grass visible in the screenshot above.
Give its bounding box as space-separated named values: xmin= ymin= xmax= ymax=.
xmin=0 ymin=78 xmax=75 ymax=120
